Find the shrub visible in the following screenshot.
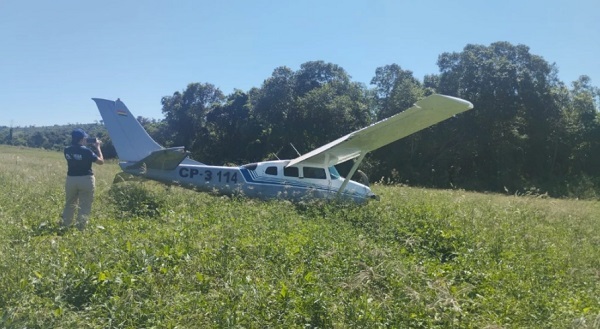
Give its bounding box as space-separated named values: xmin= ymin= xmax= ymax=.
xmin=107 ymin=182 xmax=165 ymax=218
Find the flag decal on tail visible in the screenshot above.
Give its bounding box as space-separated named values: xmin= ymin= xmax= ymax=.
xmin=116 ymin=110 xmax=127 ymax=116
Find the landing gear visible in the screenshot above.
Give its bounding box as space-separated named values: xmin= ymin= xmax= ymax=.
xmin=355 ymin=170 xmax=369 ymax=186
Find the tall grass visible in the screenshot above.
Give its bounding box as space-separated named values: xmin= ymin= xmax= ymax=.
xmin=1 ymin=145 xmax=599 ymax=328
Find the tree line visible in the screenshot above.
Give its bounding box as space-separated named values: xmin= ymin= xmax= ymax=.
xmin=2 ymin=42 xmax=599 ymax=197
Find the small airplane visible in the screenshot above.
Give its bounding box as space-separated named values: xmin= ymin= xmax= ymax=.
xmin=93 ymin=94 xmax=473 ymax=203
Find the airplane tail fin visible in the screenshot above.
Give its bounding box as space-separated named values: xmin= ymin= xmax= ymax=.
xmin=92 ymin=98 xmax=163 ymax=162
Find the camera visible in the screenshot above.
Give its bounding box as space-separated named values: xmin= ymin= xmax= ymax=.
xmin=86 ymin=137 xmax=98 ymax=144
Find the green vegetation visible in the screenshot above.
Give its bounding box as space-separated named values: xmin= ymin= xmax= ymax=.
xmin=1 ymin=145 xmax=599 ymax=328
xmin=3 ymin=42 xmax=600 ymax=198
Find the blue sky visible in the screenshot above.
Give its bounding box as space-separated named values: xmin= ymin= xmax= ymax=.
xmin=1 ymin=0 xmax=598 ymax=127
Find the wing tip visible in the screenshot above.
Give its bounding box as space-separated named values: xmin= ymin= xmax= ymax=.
xmin=436 ymin=94 xmax=474 ymax=110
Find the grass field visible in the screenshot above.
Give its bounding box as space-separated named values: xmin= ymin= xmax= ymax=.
xmin=1 ymin=145 xmax=599 ymax=328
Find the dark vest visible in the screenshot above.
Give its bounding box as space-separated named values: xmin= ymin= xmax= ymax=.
xmin=64 ymin=145 xmax=98 ymax=176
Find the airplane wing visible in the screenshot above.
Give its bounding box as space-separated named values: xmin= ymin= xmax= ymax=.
xmin=287 ymin=94 xmax=473 ymax=168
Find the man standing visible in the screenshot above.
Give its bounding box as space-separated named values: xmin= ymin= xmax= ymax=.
xmin=61 ymin=128 xmax=104 ymax=231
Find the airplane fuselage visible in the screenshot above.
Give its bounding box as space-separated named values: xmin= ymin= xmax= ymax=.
xmin=122 ymin=159 xmax=376 ymax=203
xmin=95 ymin=95 xmax=473 ymax=204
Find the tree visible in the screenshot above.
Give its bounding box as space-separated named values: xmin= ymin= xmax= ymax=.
xmin=249 ymin=62 xmax=370 ymax=161
xmin=294 ymin=81 xmax=370 ymax=154
xmin=369 ymin=64 xmax=430 ymax=183
xmin=436 ymin=42 xmax=564 ymax=192
xmin=371 ymin=64 xmax=424 ymax=120
xmin=294 ymin=61 xmax=351 ymax=96
xmin=250 ymin=67 xmax=296 ymax=159
xmin=561 ymin=76 xmax=600 ymax=177
xmin=28 ymin=131 xmax=48 ymax=148
xmin=6 ymin=127 xmax=13 ymax=145
xmin=288 ymin=61 xmax=364 ymax=156
xmin=160 ymin=83 xmax=225 ymax=154
xmin=205 ymin=90 xmax=260 ymax=164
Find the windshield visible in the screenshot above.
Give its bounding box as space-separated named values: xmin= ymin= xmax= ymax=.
xmin=328 ymin=166 xmax=341 ymax=179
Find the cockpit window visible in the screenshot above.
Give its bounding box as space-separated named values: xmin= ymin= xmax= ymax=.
xmin=304 ymin=167 xmax=326 ymax=179
xmin=329 ymin=166 xmax=341 ymax=179
xmin=265 ymin=166 xmax=278 ymax=175
xmin=283 ymin=166 xmax=299 ymax=177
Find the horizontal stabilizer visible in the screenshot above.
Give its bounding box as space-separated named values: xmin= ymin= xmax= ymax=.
xmin=125 ymin=147 xmax=190 ymax=171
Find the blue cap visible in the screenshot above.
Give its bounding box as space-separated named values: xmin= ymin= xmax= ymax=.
xmin=71 ymin=128 xmax=88 ymax=139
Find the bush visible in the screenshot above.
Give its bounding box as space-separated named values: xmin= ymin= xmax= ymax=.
xmin=107 ymin=182 xmax=165 ymax=218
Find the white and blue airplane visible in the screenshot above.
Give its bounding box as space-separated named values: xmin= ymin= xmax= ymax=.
xmin=93 ymin=94 xmax=473 ymax=203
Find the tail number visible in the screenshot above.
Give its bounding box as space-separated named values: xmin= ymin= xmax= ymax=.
xmin=179 ymin=168 xmax=238 ymax=184
xmin=206 ymin=170 xmax=238 ymax=183
xmin=216 ymin=171 xmax=238 ymax=184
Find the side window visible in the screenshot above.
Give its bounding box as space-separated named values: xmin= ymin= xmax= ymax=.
xmin=283 ymin=166 xmax=299 ymax=177
xmin=304 ymin=167 xmax=326 ymax=179
xmin=265 ymin=166 xmax=278 ymax=175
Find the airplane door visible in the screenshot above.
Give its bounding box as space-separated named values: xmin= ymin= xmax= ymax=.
xmin=327 ymin=169 xmax=333 ymax=197
xmin=327 ymin=166 xmax=342 ymax=198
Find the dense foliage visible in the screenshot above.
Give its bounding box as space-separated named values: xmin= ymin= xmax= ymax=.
xmin=1 ymin=145 xmax=599 ymax=328
xmin=2 ymin=42 xmax=599 ymax=197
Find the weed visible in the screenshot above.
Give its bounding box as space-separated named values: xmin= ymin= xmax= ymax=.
xmin=1 ymin=145 xmax=599 ymax=328
xmin=108 ymin=181 xmax=166 ymax=218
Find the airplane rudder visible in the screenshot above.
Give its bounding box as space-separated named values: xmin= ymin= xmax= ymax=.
xmin=92 ymin=98 xmax=118 ymax=119
xmin=115 ymin=98 xmax=135 ymax=117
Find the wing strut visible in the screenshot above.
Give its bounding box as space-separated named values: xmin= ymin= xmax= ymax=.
xmin=336 ymin=152 xmax=366 ymax=197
